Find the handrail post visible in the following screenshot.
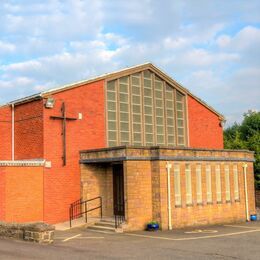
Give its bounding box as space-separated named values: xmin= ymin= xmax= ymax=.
xmin=85 ymin=201 xmax=87 ymax=223
xmin=100 ymin=197 xmax=103 ymax=220
xmin=69 ymin=207 xmax=72 ymax=228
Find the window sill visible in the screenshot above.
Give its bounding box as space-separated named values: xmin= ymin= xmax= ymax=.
xmin=186 ymin=204 xmax=193 ymax=207
xmin=226 ymin=200 xmax=231 ymax=204
xmin=175 ymin=205 xmax=182 ymax=208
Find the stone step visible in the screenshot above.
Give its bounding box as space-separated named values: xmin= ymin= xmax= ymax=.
xmin=88 ymin=225 xmax=115 ymax=232
xmin=95 ymin=221 xmax=115 ymax=228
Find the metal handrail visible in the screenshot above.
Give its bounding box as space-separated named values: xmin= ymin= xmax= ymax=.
xmin=69 ymin=196 xmax=102 ymax=228
xmin=114 ymin=203 xmax=125 ymax=228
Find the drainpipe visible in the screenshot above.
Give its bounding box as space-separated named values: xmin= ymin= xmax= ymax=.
xmin=243 ymin=163 xmax=249 ymax=221
xmin=11 ymin=103 xmax=15 ymax=161
xmin=166 ymin=162 xmax=172 ymax=230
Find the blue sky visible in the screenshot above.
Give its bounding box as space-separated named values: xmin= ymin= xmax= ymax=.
xmin=0 ymin=0 xmax=259 ymax=125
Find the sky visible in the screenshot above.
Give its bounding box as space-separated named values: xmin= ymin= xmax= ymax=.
xmin=0 ymin=0 xmax=259 ymax=126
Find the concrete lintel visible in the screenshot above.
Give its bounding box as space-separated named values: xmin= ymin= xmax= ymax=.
xmin=80 ymin=156 xmax=255 ymax=164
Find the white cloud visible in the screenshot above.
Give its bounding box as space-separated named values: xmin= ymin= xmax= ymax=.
xmin=0 ymin=40 xmax=16 ymax=53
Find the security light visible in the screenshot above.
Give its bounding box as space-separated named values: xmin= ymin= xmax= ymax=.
xmin=45 ymin=97 xmax=55 ymax=108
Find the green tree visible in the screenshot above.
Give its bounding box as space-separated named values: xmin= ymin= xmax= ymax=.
xmin=224 ymin=111 xmax=260 ymax=189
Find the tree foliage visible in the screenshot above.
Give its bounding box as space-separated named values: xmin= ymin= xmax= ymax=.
xmin=224 ymin=111 xmax=260 ymax=189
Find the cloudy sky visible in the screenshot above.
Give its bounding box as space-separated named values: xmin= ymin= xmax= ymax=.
xmin=0 ymin=0 xmax=259 ymax=125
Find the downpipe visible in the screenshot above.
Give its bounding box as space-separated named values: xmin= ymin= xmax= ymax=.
xmin=166 ymin=162 xmax=172 ymax=230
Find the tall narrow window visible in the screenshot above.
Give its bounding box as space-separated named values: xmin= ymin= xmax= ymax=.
xmin=225 ymin=165 xmax=231 ymax=202
xmin=174 ymin=164 xmax=181 ymax=206
xmin=154 ymin=76 xmax=165 ymax=145
xmin=215 ymin=164 xmax=222 ymax=203
xmin=233 ymin=164 xmax=240 ymax=201
xmin=119 ymin=76 xmax=130 ymax=144
xmin=185 ymin=164 xmax=192 ymax=205
xmin=131 ymin=73 xmax=142 ymax=145
xmin=196 ymin=164 xmax=202 ymax=204
xmin=143 ymin=70 xmax=154 ymax=145
xmin=165 ymin=84 xmax=175 ymax=145
xmin=107 ymin=80 xmax=117 ymax=146
xmin=176 ymin=91 xmax=185 ymax=146
xmin=206 ymin=165 xmax=212 ymax=203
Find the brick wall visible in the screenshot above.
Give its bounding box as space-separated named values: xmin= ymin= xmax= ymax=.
xmin=43 ymin=80 xmax=106 ymax=224
xmin=0 ymin=106 xmax=12 ymax=160
xmin=15 ymin=100 xmax=44 ymax=159
xmin=187 ymin=95 xmax=223 ymax=149
xmin=81 ymin=163 xmax=113 ymax=218
xmin=255 ymin=190 xmax=260 ymax=207
xmin=124 ymin=161 xmax=153 ymax=230
xmin=0 ymin=165 xmax=44 ymax=223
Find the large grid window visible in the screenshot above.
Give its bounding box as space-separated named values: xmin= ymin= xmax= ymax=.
xmin=106 ymin=70 xmax=187 ymax=147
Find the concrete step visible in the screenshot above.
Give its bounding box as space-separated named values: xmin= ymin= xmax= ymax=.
xmin=88 ymin=224 xmax=115 ymax=232
xmin=95 ymin=221 xmax=115 ymax=228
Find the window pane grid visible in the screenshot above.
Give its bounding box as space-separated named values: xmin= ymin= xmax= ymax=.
xmin=106 ymin=71 xmax=186 ymax=147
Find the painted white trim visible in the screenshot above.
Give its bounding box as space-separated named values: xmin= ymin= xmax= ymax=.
xmin=0 ymin=160 xmax=45 ymax=167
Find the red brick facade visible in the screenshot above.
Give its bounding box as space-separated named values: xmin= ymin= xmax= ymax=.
xmin=187 ymin=95 xmax=223 ymax=149
xmin=0 ymin=164 xmax=44 ymax=223
xmin=15 ymin=100 xmax=44 ymax=160
xmin=42 ymin=80 xmax=106 ymax=223
xmin=0 ymin=106 xmax=12 ymax=160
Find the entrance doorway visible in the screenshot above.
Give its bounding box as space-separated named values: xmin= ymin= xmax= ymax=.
xmin=113 ymin=164 xmax=125 ymax=217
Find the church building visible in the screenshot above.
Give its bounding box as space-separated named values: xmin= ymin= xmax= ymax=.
xmin=0 ymin=63 xmax=256 ymax=231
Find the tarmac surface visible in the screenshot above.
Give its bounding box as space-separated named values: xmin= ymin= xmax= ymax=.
xmin=1 ymin=221 xmax=260 ymax=259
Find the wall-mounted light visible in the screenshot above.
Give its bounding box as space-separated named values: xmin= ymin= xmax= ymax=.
xmin=45 ymin=97 xmax=55 ymax=108
xmin=219 ymin=119 xmax=226 ymax=127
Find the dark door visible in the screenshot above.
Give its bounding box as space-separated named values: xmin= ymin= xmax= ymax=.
xmin=113 ymin=164 xmax=125 ymax=216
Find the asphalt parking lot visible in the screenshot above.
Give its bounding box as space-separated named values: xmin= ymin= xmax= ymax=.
xmin=1 ymin=221 xmax=260 ymax=259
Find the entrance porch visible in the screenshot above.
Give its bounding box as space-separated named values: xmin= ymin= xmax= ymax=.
xmin=80 ymin=146 xmax=256 ymax=231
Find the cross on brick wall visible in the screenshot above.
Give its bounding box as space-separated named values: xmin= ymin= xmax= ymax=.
xmin=50 ymin=102 xmax=77 ymax=166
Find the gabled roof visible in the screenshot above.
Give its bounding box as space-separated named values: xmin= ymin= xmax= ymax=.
xmin=1 ymin=62 xmax=224 ymax=119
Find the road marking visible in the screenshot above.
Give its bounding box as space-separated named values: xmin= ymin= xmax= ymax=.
xmin=125 ymin=229 xmax=260 ymax=241
xmin=224 ymin=225 xmax=258 ymax=229
xmin=62 ymin=234 xmax=81 ymax=242
xmin=56 ymin=236 xmax=104 ymax=240
xmin=185 ymin=229 xmax=218 ymax=234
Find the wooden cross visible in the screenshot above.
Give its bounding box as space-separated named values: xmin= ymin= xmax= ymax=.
xmin=50 ymin=102 xmax=77 ymax=166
